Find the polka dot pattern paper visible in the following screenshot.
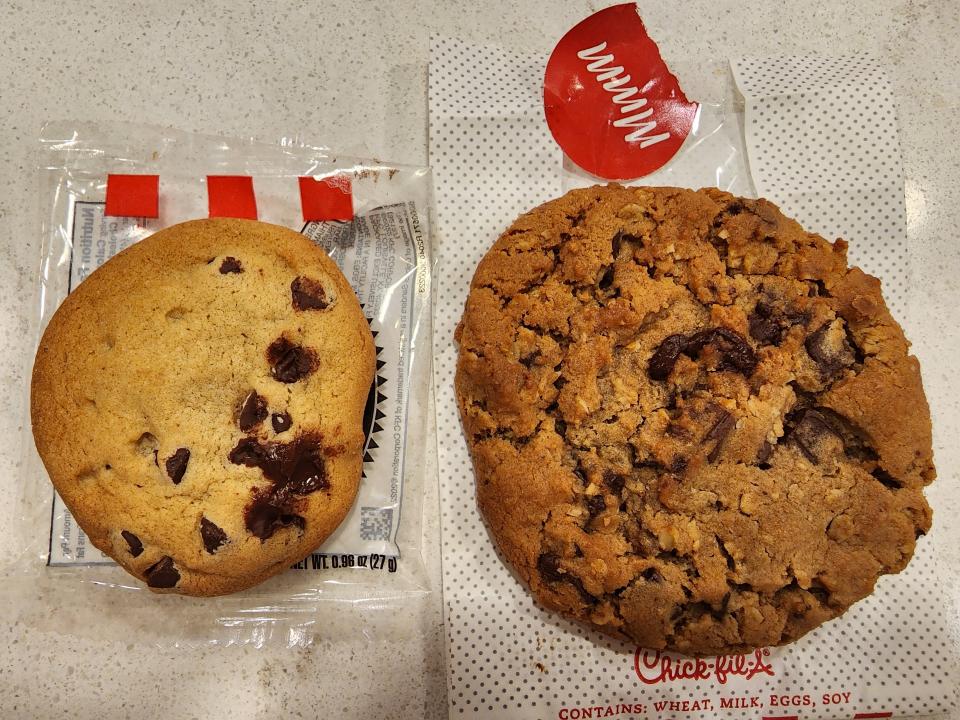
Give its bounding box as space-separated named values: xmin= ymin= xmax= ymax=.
xmin=731 ymin=55 xmax=909 ymax=319
xmin=430 ymin=36 xmax=958 ymax=720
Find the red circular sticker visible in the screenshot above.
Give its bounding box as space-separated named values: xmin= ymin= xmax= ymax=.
xmin=544 ymin=3 xmax=699 ymax=181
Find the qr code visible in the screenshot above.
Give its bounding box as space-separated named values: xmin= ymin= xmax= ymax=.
xmin=360 ymin=507 xmax=393 ymax=541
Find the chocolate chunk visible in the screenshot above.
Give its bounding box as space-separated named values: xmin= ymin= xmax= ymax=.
xmin=267 ymin=337 xmax=316 ymax=383
xmin=704 ymin=409 xmax=736 ymax=463
xmin=229 ymin=434 xmax=329 ymax=540
xmin=649 ymin=328 xmax=757 ymax=381
xmin=165 ymin=448 xmax=190 ymax=484
xmin=598 ymin=265 xmax=614 ymax=289
xmin=537 ymin=553 xmax=565 ymax=582
xmin=219 ymin=257 xmax=243 ymax=274
xmin=537 ymin=552 xmax=596 ymax=604
xmin=805 ymin=320 xmax=856 ymax=377
xmin=871 ymin=467 xmax=902 ymax=490
xmin=200 ymin=517 xmax=229 ymax=554
xmin=271 ymin=412 xmax=292 ymax=434
xmin=670 ymin=456 xmax=689 ymax=474
xmin=554 ymin=418 xmax=567 ymax=437
xmin=611 ymin=230 xmax=623 ymax=258
xmin=788 ymin=409 xmax=835 ymax=464
xmin=572 ymin=465 xmax=587 ymax=484
xmin=291 ymin=276 xmax=330 ymax=311
xmin=726 ymin=202 xmax=743 ymax=215
xmin=121 ymin=530 xmax=143 ymax=557
xmin=238 ymin=391 xmax=268 ymax=432
xmin=586 ymin=494 xmax=606 ymax=518
xmin=520 ymin=350 xmax=541 ymax=369
xmin=808 ymin=407 xmax=877 ymax=463
xmin=684 ymin=328 xmax=758 ymax=376
xmin=642 ymin=567 xmax=663 ymax=582
xmin=144 ymin=556 xmax=180 ymax=588
xmin=648 ymin=334 xmax=686 ymax=381
xmin=603 ymin=469 xmax=625 ymax=493
xmin=748 ymin=303 xmax=783 ymax=345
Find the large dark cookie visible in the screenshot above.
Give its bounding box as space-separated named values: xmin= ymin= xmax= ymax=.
xmin=455 ymin=185 xmax=935 ymax=655
xmin=32 ymin=218 xmax=375 ymax=596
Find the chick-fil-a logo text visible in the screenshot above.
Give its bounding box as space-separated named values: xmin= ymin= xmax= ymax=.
xmin=634 ymin=648 xmax=775 ymax=685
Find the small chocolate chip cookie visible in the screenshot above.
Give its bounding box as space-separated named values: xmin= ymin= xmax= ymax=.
xmin=455 ymin=185 xmax=935 ymax=655
xmin=32 ymin=218 xmax=375 ymax=596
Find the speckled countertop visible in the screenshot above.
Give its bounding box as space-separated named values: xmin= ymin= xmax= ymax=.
xmin=0 ymin=2 xmax=957 ymax=718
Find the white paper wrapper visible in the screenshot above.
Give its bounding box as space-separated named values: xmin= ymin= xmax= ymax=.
xmin=429 ymin=35 xmax=958 ymax=720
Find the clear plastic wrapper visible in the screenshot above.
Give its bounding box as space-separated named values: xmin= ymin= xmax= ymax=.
xmin=11 ymin=121 xmax=436 ymax=647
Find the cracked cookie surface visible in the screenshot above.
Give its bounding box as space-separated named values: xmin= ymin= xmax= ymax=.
xmin=32 ymin=218 xmax=375 ymax=596
xmin=454 ymin=185 xmax=934 ymax=655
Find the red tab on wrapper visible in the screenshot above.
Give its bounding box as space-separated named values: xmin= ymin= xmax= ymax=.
xmin=207 ymin=175 xmax=258 ymax=220
xmin=544 ymin=3 xmax=699 ymax=180
xmin=104 ymin=174 xmax=159 ymax=218
xmin=298 ymin=175 xmax=354 ymax=222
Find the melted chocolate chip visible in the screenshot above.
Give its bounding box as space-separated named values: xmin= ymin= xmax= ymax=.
xmin=291 ymin=276 xmax=330 ymax=311
xmin=648 ymin=334 xmax=687 ymax=381
xmin=287 ymin=450 xmax=328 ymax=495
xmin=219 ymin=257 xmax=243 ymax=274
xmin=238 ymin=391 xmax=268 ymax=432
xmin=200 ymin=517 xmax=229 ymax=554
xmin=121 ymin=530 xmax=143 ymax=557
xmin=245 ymin=504 xmax=306 ymax=541
xmin=165 ymin=448 xmax=190 ymax=484
xmin=586 ymin=494 xmax=606 ymax=518
xmin=267 ymin=338 xmax=316 ymax=383
xmin=228 ymin=437 xmax=265 ymax=466
xmin=144 ymin=556 xmax=180 ymax=588
xmin=228 ymin=434 xmax=329 ymax=540
xmin=554 ymin=418 xmax=567 ymax=437
xmin=271 ymin=412 xmax=292 ymax=434
xmin=704 ymin=409 xmax=736 ymax=463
